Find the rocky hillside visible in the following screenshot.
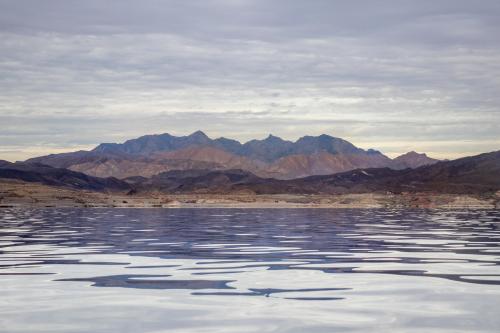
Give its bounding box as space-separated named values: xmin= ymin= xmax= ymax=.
xmin=3 ymin=151 xmax=498 ymax=197
xmin=0 ymin=161 xmax=131 ymax=192
xmin=128 ymin=151 xmax=500 ymax=196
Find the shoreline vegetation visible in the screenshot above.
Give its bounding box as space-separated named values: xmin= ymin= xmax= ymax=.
xmin=1 ymin=180 xmax=498 ymax=209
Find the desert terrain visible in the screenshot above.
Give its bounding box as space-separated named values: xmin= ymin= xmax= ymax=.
xmin=1 ymin=179 xmax=498 ymax=209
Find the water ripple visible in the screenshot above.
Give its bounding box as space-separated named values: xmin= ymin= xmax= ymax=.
xmin=1 ymin=208 xmax=500 ymax=332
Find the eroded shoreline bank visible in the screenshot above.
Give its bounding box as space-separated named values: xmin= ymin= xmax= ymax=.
xmin=1 ymin=180 xmax=498 ymax=209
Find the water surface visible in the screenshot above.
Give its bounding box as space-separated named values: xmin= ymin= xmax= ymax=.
xmin=1 ymin=208 xmax=500 ymax=332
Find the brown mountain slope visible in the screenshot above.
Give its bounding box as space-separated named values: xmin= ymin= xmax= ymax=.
xmin=132 ymin=150 xmax=500 ymax=196
xmin=266 ymin=152 xmax=393 ymax=179
xmin=283 ymin=150 xmax=500 ymax=194
xmin=66 ymin=146 xmax=265 ymax=179
xmin=68 ymin=157 xmax=224 ymax=179
xmin=65 ymin=145 xmax=395 ymax=180
xmin=154 ymin=146 xmax=267 ymax=171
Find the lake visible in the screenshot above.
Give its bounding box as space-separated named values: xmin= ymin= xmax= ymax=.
xmin=1 ymin=208 xmax=500 ymax=332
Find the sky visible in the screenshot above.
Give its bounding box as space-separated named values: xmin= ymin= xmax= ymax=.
xmin=1 ymin=0 xmax=499 ymax=161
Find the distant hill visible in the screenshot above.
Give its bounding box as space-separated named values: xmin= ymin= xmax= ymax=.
xmin=0 ymin=161 xmax=131 ymax=192
xmin=26 ymin=131 xmax=439 ymax=179
xmin=392 ymin=151 xmax=439 ymax=169
xmin=128 ymin=151 xmax=500 ymax=195
xmin=3 ymin=151 xmax=499 ymax=196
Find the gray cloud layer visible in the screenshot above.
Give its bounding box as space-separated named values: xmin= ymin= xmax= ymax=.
xmin=1 ymin=0 xmax=499 ymax=160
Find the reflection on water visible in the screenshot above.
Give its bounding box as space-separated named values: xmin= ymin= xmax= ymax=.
xmin=1 ymin=208 xmax=500 ymax=332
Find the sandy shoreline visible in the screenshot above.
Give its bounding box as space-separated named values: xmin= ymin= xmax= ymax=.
xmin=1 ymin=179 xmax=499 ymax=209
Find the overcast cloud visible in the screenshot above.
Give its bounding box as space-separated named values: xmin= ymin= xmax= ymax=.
xmin=1 ymin=0 xmax=499 ymax=161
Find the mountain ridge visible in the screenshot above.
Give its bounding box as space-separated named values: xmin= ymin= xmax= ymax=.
xmin=3 ymin=151 xmax=499 ymax=198
xmin=91 ymin=130 xmax=380 ymax=161
xmin=26 ymin=131 xmax=439 ymax=180
xmin=129 ymin=150 xmax=499 ymax=195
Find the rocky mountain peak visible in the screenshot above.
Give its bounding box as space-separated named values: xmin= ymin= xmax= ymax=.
xmin=402 ymin=151 xmax=426 ymax=157
xmin=263 ymin=134 xmax=286 ymax=142
xmin=188 ymin=130 xmax=209 ymax=140
xmin=392 ymin=151 xmax=439 ymax=169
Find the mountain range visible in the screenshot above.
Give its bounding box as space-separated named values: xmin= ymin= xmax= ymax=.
xmin=2 ymin=150 xmax=499 ymax=197
xmin=26 ymin=131 xmax=439 ymax=179
xmin=0 ymin=130 xmax=496 ymax=199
